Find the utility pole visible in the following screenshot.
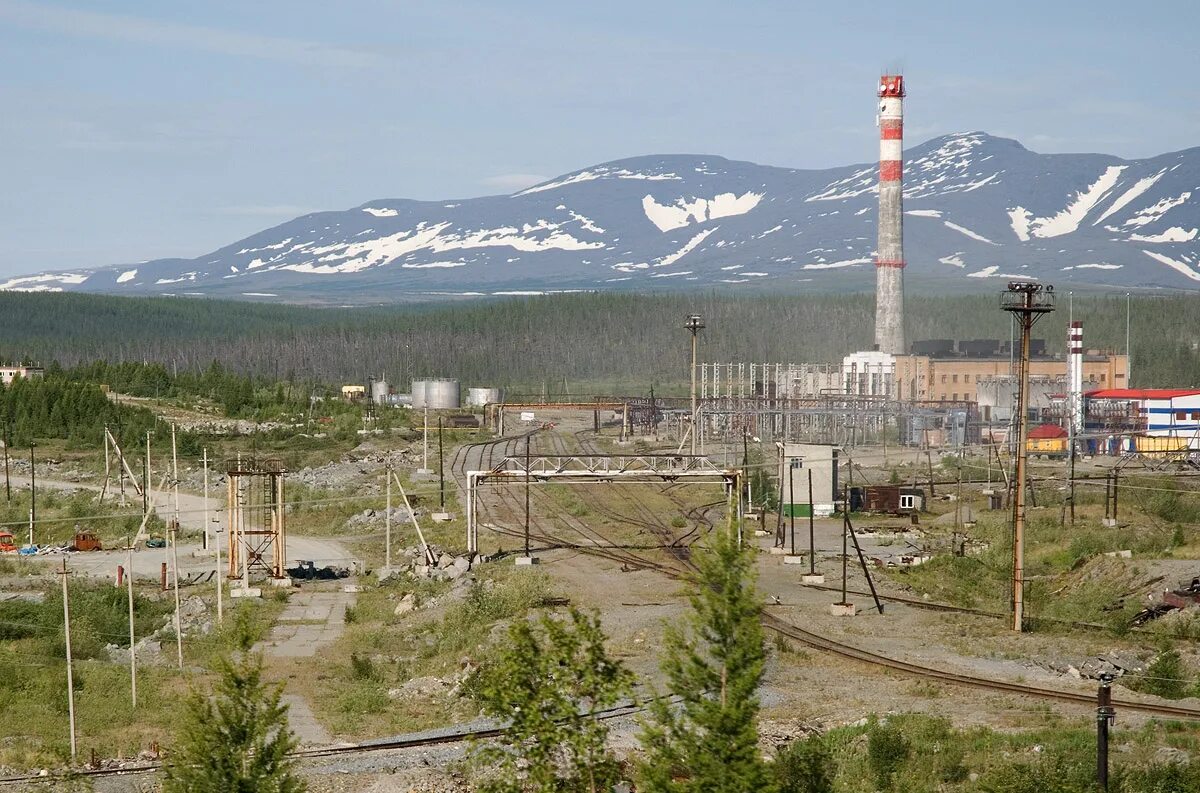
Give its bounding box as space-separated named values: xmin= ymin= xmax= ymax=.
xmin=169 ymin=518 xmax=183 ymax=670
xmin=685 ymin=314 xmax=704 ymax=456
xmin=438 ymin=418 xmax=446 ymax=512
xmin=385 ymin=464 xmax=392 ymax=572
xmin=29 ymin=441 xmax=35 ymax=534
xmin=1001 ymin=281 xmax=1055 ymax=633
xmin=171 ymin=424 xmax=180 ymax=527
xmin=202 ymin=448 xmax=210 ymax=551
xmin=808 ymin=469 xmax=817 ymax=576
xmin=4 ymin=424 xmax=11 ymax=502
xmin=214 ymin=517 xmax=223 ymax=625
xmin=126 ymin=534 xmax=137 ymax=709
xmin=524 ymin=436 xmax=531 ymax=558
xmin=1097 ymin=675 xmax=1115 ymax=792
xmin=788 ymin=463 xmax=796 ymax=556
xmin=143 ymin=431 xmax=152 ymax=519
xmin=60 ymin=560 xmax=78 ymax=759
xmin=417 ymin=407 xmax=433 ymax=475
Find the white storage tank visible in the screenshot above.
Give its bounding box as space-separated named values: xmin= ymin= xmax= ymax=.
xmin=423 ymin=378 xmax=460 ymax=409
xmin=410 ymin=380 xmax=428 ymax=409
xmin=467 ymin=387 xmax=504 ymax=407
xmin=371 ymin=379 xmax=389 ymax=404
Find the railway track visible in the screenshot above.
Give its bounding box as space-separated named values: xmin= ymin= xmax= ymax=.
xmin=452 ymin=426 xmax=1200 ymax=720
xmin=17 ymin=425 xmax=1200 ymax=785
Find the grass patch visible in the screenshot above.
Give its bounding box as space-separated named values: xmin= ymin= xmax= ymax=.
xmin=301 ymin=563 xmax=555 ymax=739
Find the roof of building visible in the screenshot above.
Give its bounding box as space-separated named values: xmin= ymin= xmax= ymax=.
xmin=1087 ymin=388 xmax=1200 ymax=400
xmin=1028 ymin=424 xmax=1068 ymax=439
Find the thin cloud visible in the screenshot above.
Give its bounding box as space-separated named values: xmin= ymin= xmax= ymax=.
xmin=0 ymin=0 xmax=384 ymax=69
xmin=480 ymin=173 xmax=549 ymax=191
xmin=212 ymin=205 xmax=319 ymax=218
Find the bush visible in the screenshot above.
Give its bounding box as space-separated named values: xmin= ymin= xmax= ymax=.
xmin=774 ymin=736 xmax=833 ymax=793
xmin=1132 ymin=644 xmax=1191 ymax=700
xmin=867 ymin=720 xmax=910 ymax=791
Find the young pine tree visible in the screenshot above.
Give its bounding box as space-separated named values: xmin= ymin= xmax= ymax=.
xmin=472 ymin=607 xmax=633 ymax=793
xmin=638 ymin=527 xmax=776 ymax=793
xmin=162 ymin=650 xmax=304 ymax=793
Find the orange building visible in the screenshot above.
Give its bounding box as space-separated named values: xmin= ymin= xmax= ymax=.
xmin=893 ymin=352 xmax=1127 ymax=403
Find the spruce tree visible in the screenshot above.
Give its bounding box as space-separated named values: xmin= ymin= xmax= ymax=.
xmin=162 ymin=650 xmax=304 ymax=793
xmin=638 ymin=527 xmax=776 ymax=793
xmin=472 ymin=607 xmax=633 ymax=793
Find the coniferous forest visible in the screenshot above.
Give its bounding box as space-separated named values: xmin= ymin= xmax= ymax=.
xmin=0 ymin=291 xmax=1195 ymax=394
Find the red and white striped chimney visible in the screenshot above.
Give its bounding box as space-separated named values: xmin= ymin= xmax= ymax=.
xmin=1068 ymin=320 xmax=1083 ymax=435
xmin=874 ymin=73 xmax=906 ymax=354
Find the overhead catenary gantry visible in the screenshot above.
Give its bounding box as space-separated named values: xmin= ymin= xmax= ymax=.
xmin=464 ymin=453 xmax=743 ymax=554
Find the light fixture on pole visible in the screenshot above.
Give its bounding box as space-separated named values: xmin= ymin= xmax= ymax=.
xmin=685 ymin=314 xmax=704 ymax=456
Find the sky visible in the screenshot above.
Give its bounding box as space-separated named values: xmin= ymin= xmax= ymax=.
xmin=2 ymin=0 xmax=1197 ymax=276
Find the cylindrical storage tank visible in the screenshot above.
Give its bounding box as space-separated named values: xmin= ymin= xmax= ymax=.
xmin=466 ymin=387 xmax=504 ymax=407
xmin=371 ymin=379 xmax=389 ymax=404
xmin=424 ymin=378 xmax=460 ymax=409
xmin=410 ymin=380 xmax=428 ymax=409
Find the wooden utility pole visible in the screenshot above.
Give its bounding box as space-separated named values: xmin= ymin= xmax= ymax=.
xmin=144 ymin=431 xmax=152 ymax=519
xmin=524 ymin=437 xmax=531 ymax=558
xmin=788 ymin=463 xmax=796 ymax=556
xmin=202 ymin=448 xmax=210 ymax=551
xmin=438 ymin=418 xmax=446 ymax=512
xmin=3 ymin=423 xmax=10 ymax=502
xmin=214 ymin=519 xmax=224 ymax=625
xmin=807 ymin=469 xmax=817 ymax=576
xmin=385 ymin=465 xmax=392 ymax=571
xmin=29 ymin=442 xmax=35 ymax=535
xmin=126 ymin=535 xmax=137 ymax=709
xmin=60 ymin=560 xmax=78 ymax=759
xmin=1002 ymin=281 xmax=1055 ymax=633
xmin=169 ymin=520 xmax=183 ymax=670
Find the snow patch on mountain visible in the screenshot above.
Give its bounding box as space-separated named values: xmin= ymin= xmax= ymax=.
xmin=517 ymin=166 xmax=683 ymax=196
xmin=1123 ymin=192 xmax=1191 ymax=227
xmin=116 ymin=269 xmax=138 ymax=284
xmin=1026 ymin=166 xmax=1127 ymax=238
xmin=943 ymin=221 xmax=996 ymax=244
xmin=362 ymin=207 xmax=399 ymax=217
xmin=657 ymin=228 xmax=717 ymax=267
xmin=1095 ymin=170 xmax=1165 ymax=224
xmin=0 ymin=272 xmax=90 ymax=291
xmin=1129 ymin=227 xmax=1198 ymax=243
xmin=1143 ymin=250 xmax=1200 ymax=282
xmin=641 ymin=191 xmax=762 ymax=232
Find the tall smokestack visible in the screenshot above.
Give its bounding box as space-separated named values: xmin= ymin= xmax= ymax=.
xmin=1069 ymin=320 xmax=1083 ymax=435
xmin=874 ymin=74 xmax=906 ymax=354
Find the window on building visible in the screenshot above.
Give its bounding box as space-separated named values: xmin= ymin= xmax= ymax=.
xmin=952 ymin=374 xmax=958 ymax=383
xmin=1177 ymin=411 xmax=1188 ymax=421
xmin=952 ymin=393 xmax=958 ymax=401
xmin=791 ymin=459 xmax=803 ymax=469
xmin=941 ymin=375 xmax=947 ymax=384
xmin=899 ymin=494 xmax=917 ymax=510
xmin=1100 ymin=374 xmax=1106 ymax=382
xmin=1192 ymin=411 xmax=1200 ymax=420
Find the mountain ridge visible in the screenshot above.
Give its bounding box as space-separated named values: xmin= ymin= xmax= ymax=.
xmin=5 ymin=132 xmax=1199 ymax=301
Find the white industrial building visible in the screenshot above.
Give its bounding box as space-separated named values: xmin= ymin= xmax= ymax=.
xmin=776 ymin=442 xmax=840 ymax=517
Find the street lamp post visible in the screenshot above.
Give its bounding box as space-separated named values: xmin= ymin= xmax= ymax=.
xmin=685 ymin=314 xmax=704 ymax=456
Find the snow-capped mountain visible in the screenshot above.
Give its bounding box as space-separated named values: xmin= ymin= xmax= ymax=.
xmin=6 ymin=132 xmax=1200 ymax=301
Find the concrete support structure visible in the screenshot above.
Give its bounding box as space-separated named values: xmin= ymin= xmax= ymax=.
xmin=874 ymin=74 xmax=906 ymax=354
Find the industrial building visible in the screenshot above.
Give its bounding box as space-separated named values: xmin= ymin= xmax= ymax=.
xmin=0 ymin=365 xmax=43 ymax=384
xmin=892 ymin=341 xmax=1127 ymax=403
xmin=776 ymin=443 xmax=839 ymax=517
xmin=1084 ymin=388 xmax=1200 ymax=452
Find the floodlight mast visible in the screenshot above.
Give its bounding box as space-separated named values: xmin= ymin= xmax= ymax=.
xmin=1000 ymin=281 xmax=1055 ymax=632
xmin=685 ymin=314 xmax=705 ymax=456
